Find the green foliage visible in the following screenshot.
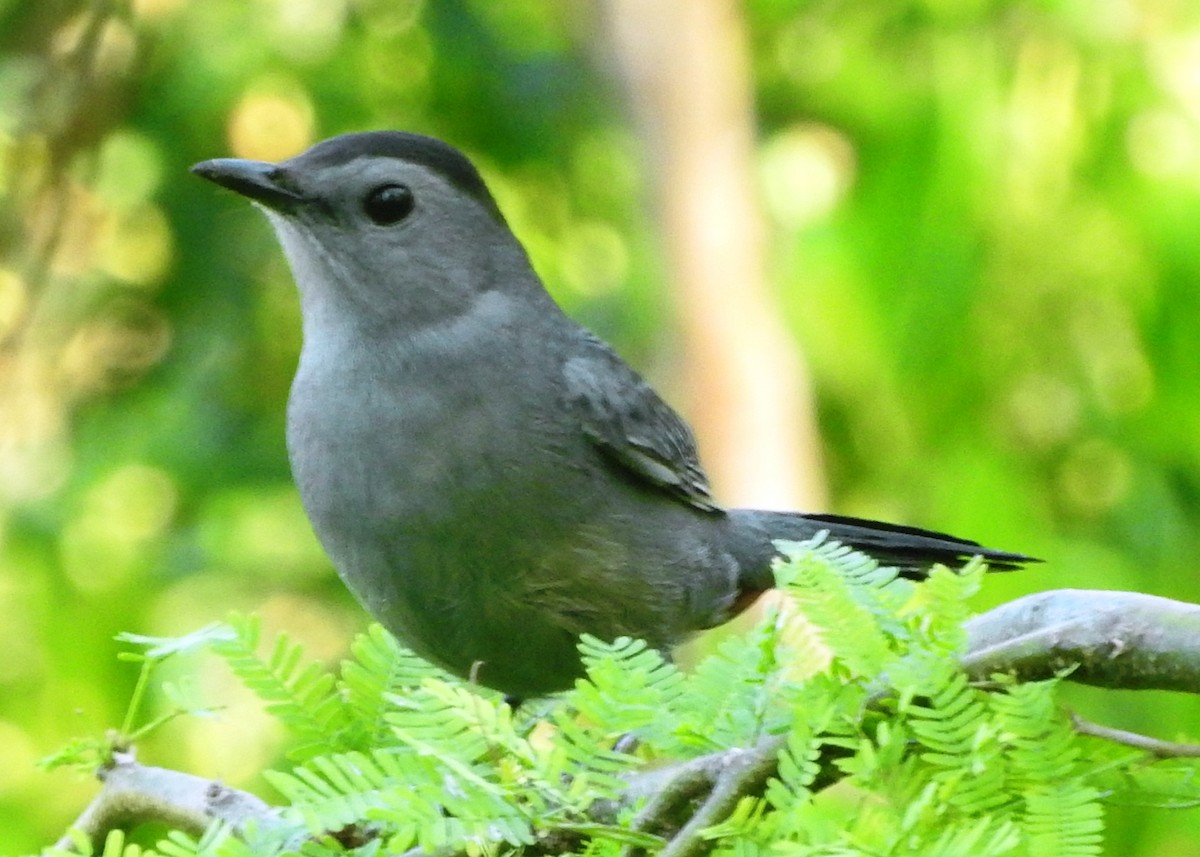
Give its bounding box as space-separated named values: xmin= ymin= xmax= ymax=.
xmin=207 ymin=614 xmax=352 ymax=762
xmin=43 ymin=829 xmax=164 ymax=857
xmin=45 ymin=538 xmax=1200 ymax=857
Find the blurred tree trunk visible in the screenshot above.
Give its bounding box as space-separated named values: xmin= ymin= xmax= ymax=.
xmin=595 ymin=0 xmax=825 ymax=511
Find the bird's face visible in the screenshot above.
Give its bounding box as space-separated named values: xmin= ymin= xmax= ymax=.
xmin=193 ymin=132 xmax=523 ymax=332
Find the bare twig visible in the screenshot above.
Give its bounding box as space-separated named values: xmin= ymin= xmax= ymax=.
xmin=1070 ymin=714 xmax=1200 ymax=758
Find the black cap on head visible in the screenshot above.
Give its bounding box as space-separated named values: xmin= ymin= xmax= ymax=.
xmin=294 ymin=131 xmax=505 ymax=224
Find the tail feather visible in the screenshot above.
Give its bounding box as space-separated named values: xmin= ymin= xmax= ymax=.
xmin=753 ymin=510 xmax=1037 ymax=576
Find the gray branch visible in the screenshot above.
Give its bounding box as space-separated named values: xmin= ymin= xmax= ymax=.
xmin=55 ymin=750 xmax=288 ymax=851
xmin=630 ymin=736 xmax=788 ymax=857
xmin=52 ymin=588 xmax=1200 ymax=854
xmin=963 ymin=589 xmax=1200 ymax=691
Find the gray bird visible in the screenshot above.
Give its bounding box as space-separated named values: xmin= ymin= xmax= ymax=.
xmin=193 ymin=131 xmax=1033 ymax=699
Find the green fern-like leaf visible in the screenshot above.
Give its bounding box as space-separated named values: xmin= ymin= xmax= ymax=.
xmin=209 ymin=614 xmax=348 ymax=760
xmin=48 ymin=828 xmax=166 ymax=857
xmin=154 ymin=831 xmax=200 ymax=857
xmin=573 ymin=635 xmax=686 ymax=739
xmin=778 ymin=535 xmax=912 ymax=617
xmin=774 ymin=727 xmax=821 ymax=797
xmin=989 ymin=680 xmax=1105 ymax=856
xmin=264 ymin=750 xmax=384 ymax=832
xmin=385 ymin=702 xmax=542 ymax=834
xmin=773 ymin=536 xmax=915 ymax=679
xmin=778 ymin=535 xmax=901 ymax=591
xmin=904 ymin=666 xmax=1010 ymax=814
xmin=547 ymin=705 xmax=637 ymax=798
xmin=1024 ymin=782 xmax=1104 ymax=857
xmin=357 ymin=742 xmax=536 ymax=854
xmin=264 ymin=745 xmax=499 ymax=842
xmin=155 ymin=822 xmax=260 ymax=857
xmin=763 ymin=724 xmax=823 ymax=841
xmin=102 ymin=829 xmax=147 ymax=857
xmin=337 ymin=624 xmax=447 ymax=749
xmin=919 ymin=816 xmax=1021 ymax=857
xmin=406 ymin=679 xmax=538 ymax=765
xmin=990 ymin=680 xmax=1080 ymax=786
xmin=116 ymin=623 xmax=240 ymax=660
xmin=697 ymin=795 xmax=769 ymax=847
xmin=898 ymin=562 xmax=983 ymax=655
xmin=670 ymin=619 xmax=796 ymax=755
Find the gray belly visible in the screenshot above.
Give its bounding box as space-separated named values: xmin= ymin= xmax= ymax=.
xmin=285 ymin=366 xmax=737 ymax=696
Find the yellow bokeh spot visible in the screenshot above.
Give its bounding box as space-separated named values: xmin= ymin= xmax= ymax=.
xmin=180 ymin=656 xmax=287 ymax=781
xmin=228 ymin=86 xmax=315 ymax=163
xmin=363 ymin=28 xmax=433 ymax=92
xmin=0 ymin=571 xmax=43 ymax=684
xmin=98 ymin=203 xmax=174 ymax=285
xmin=0 ymin=131 xmax=13 ymax=195
xmin=759 ymin=124 xmax=856 ymax=229
xmin=354 ymin=0 xmax=425 ymax=35
xmin=41 ymin=182 xmax=104 ymax=278
xmin=779 ymin=606 xmax=835 ymax=682
xmin=269 ymin=0 xmax=349 ymax=62
xmin=59 ymin=301 xmax=172 ymax=393
xmin=0 ymin=367 xmax=72 ymax=505
xmin=0 ymin=268 xmax=28 ymax=338
xmin=52 ymin=14 xmax=137 ymax=79
xmin=1007 ymin=373 xmax=1082 ymax=450
xmin=61 ymin=464 xmax=179 ymax=594
xmin=1126 ymin=108 xmax=1200 ymax=180
xmin=1057 ymin=438 xmax=1133 ymax=517
xmin=1152 ymin=33 xmax=1200 ymax=122
xmin=95 ymin=463 xmax=179 ymax=541
xmin=2 ymin=135 xmax=50 ymax=200
xmin=215 ymin=489 xmax=329 ymax=580
xmin=560 ymin=222 xmax=629 ymax=296
xmin=527 ymin=718 xmax=558 ymax=757
xmin=132 ymin=0 xmax=187 ymax=21
xmin=95 ymin=131 xmax=164 ymax=209
xmin=0 ymin=721 xmax=37 ymax=790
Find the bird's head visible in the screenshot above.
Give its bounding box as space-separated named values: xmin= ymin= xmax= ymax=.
xmin=193 ymin=131 xmax=531 ymax=332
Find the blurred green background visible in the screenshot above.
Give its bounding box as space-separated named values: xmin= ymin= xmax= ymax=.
xmin=3 ymin=0 xmax=1200 ymax=853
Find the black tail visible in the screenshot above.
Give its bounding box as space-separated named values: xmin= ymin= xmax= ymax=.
xmin=749 ymin=510 xmax=1038 ymax=576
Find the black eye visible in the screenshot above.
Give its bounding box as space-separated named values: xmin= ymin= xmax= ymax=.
xmin=363 ymin=184 xmax=414 ymax=225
